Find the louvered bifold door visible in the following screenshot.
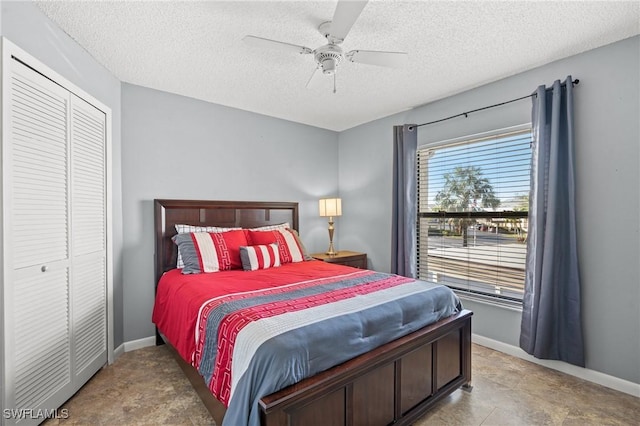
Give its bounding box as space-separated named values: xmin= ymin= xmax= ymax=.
xmin=4 ymin=60 xmax=73 ymax=424
xmin=69 ymin=94 xmax=107 ymax=387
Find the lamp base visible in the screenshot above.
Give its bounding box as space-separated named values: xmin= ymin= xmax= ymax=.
xmin=326 ymin=218 xmax=337 ymax=256
xmin=326 ymin=241 xmax=337 ymax=256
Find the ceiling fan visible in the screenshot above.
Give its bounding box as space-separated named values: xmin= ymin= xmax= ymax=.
xmin=242 ymin=0 xmax=408 ymax=93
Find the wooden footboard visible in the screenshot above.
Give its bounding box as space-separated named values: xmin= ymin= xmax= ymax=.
xmin=259 ymin=309 xmax=472 ymax=426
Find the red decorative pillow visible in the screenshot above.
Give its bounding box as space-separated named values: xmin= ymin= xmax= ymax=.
xmin=246 ymin=229 xmax=304 ymax=264
xmin=239 ymin=244 xmax=281 ymax=271
xmin=172 ymin=229 xmax=248 ymax=273
xmin=174 ymin=224 xmax=241 ymax=268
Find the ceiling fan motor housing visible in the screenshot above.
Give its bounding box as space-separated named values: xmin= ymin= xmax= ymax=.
xmin=315 ymin=45 xmax=343 ymax=75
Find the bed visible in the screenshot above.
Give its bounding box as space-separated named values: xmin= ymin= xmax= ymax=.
xmin=153 ymin=199 xmax=472 ymax=426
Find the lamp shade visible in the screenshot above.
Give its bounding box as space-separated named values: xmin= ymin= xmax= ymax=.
xmin=318 ymin=198 xmax=342 ymax=217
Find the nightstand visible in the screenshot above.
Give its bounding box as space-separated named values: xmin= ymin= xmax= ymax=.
xmin=311 ymin=251 xmax=367 ymax=269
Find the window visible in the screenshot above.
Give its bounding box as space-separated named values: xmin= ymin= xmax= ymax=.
xmin=417 ymin=128 xmax=531 ymax=303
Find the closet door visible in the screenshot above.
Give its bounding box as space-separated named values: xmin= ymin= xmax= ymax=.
xmin=69 ymin=94 xmax=107 ymax=384
xmin=5 ymin=60 xmax=74 ymax=420
xmin=3 ymin=53 xmax=109 ymax=425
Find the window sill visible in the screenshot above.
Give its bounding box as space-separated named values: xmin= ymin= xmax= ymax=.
xmin=454 ymin=290 xmax=523 ymax=312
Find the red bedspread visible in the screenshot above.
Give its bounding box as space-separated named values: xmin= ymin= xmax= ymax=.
xmin=152 ymin=260 xmax=360 ymax=364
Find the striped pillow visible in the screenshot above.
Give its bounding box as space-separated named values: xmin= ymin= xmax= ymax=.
xmin=174 ymin=224 xmax=241 ymax=234
xmin=245 ymin=223 xmax=311 ymax=260
xmin=239 ymin=244 xmax=281 ymax=271
xmin=172 ymin=230 xmax=248 ymax=274
xmin=246 ymin=229 xmax=304 ymax=264
xmin=174 ymin=224 xmax=241 ymax=268
xmin=249 ymin=222 xmax=290 ymax=231
xmin=287 ymin=229 xmax=313 ymax=261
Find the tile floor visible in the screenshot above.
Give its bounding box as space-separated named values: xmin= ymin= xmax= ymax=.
xmin=44 ymin=344 xmax=639 ymax=425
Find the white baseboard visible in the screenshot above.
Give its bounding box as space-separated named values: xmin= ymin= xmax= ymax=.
xmin=113 ymin=343 xmax=125 ymax=360
xmin=472 ymin=334 xmax=640 ymax=398
xmin=123 ymin=336 xmax=156 ymax=352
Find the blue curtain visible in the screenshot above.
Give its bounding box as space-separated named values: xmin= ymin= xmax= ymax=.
xmin=391 ymin=124 xmax=417 ymax=278
xmin=520 ymin=77 xmax=584 ymax=366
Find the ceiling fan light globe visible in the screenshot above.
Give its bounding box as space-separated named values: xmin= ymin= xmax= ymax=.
xmin=322 ymin=58 xmax=337 ymax=75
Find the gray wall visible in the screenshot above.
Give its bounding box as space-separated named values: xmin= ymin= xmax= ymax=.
xmin=1 ymin=1 xmax=125 ymax=348
xmin=121 ymin=84 xmax=338 ymax=342
xmin=338 ymin=36 xmax=640 ymax=384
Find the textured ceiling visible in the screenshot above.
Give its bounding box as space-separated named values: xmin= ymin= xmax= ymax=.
xmin=36 ymin=1 xmax=640 ymax=131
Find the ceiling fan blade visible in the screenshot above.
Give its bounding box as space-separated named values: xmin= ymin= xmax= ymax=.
xmin=328 ymin=0 xmax=368 ymax=42
xmin=305 ymin=66 xmax=320 ymax=88
xmin=346 ymin=50 xmax=408 ymax=68
xmin=243 ymin=35 xmax=313 ymax=54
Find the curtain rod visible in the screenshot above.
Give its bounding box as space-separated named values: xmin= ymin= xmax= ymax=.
xmin=410 ymin=78 xmax=579 ymax=130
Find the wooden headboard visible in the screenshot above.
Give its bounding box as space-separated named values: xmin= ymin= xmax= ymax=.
xmin=154 ymin=199 xmax=299 ymax=285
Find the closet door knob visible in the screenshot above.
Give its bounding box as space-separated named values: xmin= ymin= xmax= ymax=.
xmin=41 ymin=265 xmax=48 ymax=272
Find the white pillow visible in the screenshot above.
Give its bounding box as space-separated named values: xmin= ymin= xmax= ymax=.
xmin=248 ymin=222 xmax=290 ymax=231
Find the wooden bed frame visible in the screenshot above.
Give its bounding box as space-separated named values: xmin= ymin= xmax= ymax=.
xmin=154 ymin=199 xmax=472 ymax=426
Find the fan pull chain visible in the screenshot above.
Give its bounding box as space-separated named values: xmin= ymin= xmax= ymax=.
xmin=333 ymin=73 xmax=337 ymax=94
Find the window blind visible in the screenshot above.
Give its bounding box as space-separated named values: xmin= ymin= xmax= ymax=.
xmin=417 ymin=129 xmax=531 ymax=301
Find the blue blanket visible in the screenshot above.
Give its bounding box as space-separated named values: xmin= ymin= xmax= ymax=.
xmin=195 ymin=270 xmax=461 ymax=426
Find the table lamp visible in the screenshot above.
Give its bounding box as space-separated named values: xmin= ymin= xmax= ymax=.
xmin=318 ymin=198 xmax=342 ymax=256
